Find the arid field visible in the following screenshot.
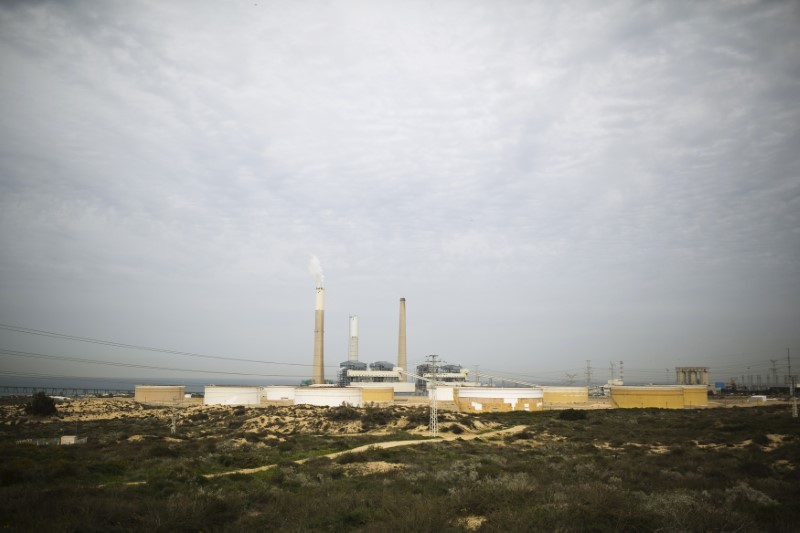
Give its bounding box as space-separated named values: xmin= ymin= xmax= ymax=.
xmin=1 ymin=396 xmax=798 ymax=531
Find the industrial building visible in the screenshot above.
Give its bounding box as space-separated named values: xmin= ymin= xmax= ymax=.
xmin=676 ymin=367 xmax=709 ymax=385
xmin=415 ymin=363 xmax=470 ymax=393
xmin=134 ymin=385 xmax=186 ymax=403
xmin=610 ymin=386 xmax=708 ymax=409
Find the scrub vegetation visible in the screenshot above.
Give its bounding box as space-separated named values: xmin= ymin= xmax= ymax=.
xmin=1 ymin=397 xmax=798 ymax=532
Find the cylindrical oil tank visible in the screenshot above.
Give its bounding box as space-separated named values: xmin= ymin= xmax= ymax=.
xmin=542 ymin=386 xmax=589 ymax=404
xmin=294 ymin=387 xmax=363 ymax=407
xmin=263 ymin=386 xmax=297 ymax=401
xmin=682 ymin=385 xmax=709 ymax=407
xmin=204 ymin=386 xmax=262 ymax=406
xmin=453 ymin=387 xmax=544 ymax=413
xmin=135 ymin=385 xmax=186 ymax=403
xmin=610 ymin=386 xmax=684 ymax=409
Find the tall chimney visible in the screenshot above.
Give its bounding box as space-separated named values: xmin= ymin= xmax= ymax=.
xmin=313 ymin=287 xmax=325 ymax=384
xmin=348 ymin=315 xmax=359 ymax=361
xmin=398 ymin=297 xmax=407 ymax=376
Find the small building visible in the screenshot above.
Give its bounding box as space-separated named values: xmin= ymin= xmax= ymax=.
xmin=453 ymin=387 xmax=544 ymax=413
xmin=135 ymin=385 xmax=186 ymax=404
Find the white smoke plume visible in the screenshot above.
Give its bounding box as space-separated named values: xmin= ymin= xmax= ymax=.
xmin=308 ymin=255 xmax=324 ymax=288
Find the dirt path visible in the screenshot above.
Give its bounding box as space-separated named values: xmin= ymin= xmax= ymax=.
xmin=204 ymin=425 xmax=528 ymax=479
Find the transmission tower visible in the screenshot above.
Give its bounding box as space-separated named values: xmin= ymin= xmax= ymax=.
xmin=585 ymin=360 xmax=592 ymax=387
xmin=771 ymin=359 xmax=778 ymax=388
xmin=565 ymin=373 xmax=578 ymax=386
xmin=428 ymin=354 xmax=439 ymax=437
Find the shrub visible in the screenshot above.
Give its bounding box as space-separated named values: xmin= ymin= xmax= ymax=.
xmin=24 ymin=393 xmax=57 ymax=417
xmin=361 ymin=406 xmax=394 ymax=430
xmin=449 ymin=424 xmax=465 ymax=435
xmin=558 ymin=409 xmax=587 ymax=421
xmin=326 ymin=405 xmax=360 ymax=421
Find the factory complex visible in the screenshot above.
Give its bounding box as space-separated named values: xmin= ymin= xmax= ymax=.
xmin=134 ymin=280 xmax=715 ymax=412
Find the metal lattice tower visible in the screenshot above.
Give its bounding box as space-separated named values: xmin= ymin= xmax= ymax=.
xmin=428 ymin=354 xmax=439 ymax=437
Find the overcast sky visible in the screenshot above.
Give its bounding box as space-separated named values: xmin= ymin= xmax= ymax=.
xmin=1 ymin=0 xmax=798 ymax=387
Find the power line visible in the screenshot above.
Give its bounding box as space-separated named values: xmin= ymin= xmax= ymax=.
xmin=0 ymin=323 xmax=315 ymax=368
xmin=0 ymin=348 xmax=310 ymax=379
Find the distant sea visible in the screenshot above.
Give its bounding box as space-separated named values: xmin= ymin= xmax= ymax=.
xmin=0 ymin=375 xmax=301 ymax=396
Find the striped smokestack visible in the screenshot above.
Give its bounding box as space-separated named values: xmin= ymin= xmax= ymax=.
xmin=398 ymin=297 xmax=407 ymax=375
xmin=312 ymin=287 xmax=325 ymax=384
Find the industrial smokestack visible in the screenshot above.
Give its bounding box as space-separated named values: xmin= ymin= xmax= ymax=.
xmin=348 ymin=315 xmax=359 ymax=361
xmin=313 ymin=286 xmax=325 ymax=384
xmin=398 ymin=297 xmax=407 ymax=377
xmin=309 ymin=256 xmax=325 ymax=384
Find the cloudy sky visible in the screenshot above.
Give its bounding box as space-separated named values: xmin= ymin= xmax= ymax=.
xmin=1 ymin=0 xmax=798 ymax=387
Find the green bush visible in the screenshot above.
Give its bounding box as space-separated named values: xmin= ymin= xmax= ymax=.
xmin=558 ymin=409 xmax=587 ymax=421
xmin=24 ymin=392 xmax=57 ymax=417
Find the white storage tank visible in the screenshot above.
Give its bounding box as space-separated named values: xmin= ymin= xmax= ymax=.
xmin=454 ymin=387 xmax=544 ymax=412
xmin=264 ymin=386 xmax=297 ymax=401
xmin=204 ymin=386 xmax=262 ymax=406
xmin=294 ymin=387 xmax=362 ymax=407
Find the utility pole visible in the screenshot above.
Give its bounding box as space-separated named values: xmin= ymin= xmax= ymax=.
xmin=428 ymin=354 xmax=439 ymax=437
xmin=789 ymin=348 xmax=797 ymax=418
xmin=170 ymin=409 xmax=178 ymax=436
